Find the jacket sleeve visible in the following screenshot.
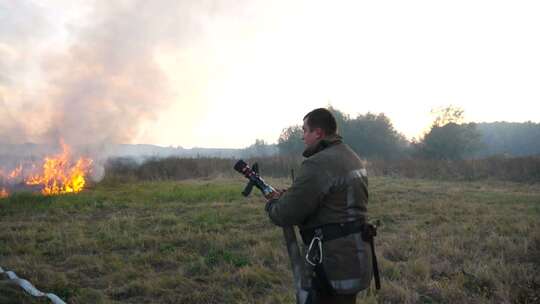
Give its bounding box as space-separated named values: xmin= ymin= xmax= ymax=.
xmin=266 ymin=159 xmax=328 ymax=226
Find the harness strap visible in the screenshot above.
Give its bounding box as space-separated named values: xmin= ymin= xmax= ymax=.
xmin=361 ymin=225 xmax=381 ymax=290
xmin=313 ymin=263 xmax=335 ymax=296
xmin=371 ymin=239 xmax=381 ymax=289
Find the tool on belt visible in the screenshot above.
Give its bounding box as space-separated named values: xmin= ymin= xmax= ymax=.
xmin=301 ymin=220 xmax=381 ymax=291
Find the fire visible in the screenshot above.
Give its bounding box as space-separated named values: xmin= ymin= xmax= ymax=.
xmin=1 ymin=166 xmax=22 ymax=198
xmin=25 ymin=142 xmax=93 ymax=195
xmin=0 ymin=165 xmax=22 ymax=181
xmin=8 ymin=165 xmax=22 ymax=179
xmin=0 ymin=188 xmax=8 ymax=198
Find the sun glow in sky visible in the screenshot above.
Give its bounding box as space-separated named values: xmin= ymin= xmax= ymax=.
xmin=2 ymin=0 xmax=539 ymax=148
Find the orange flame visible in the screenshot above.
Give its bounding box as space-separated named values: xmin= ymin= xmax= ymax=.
xmin=0 ymin=188 xmax=8 ymax=198
xmin=25 ymin=141 xmax=93 ymax=195
xmin=8 ymin=165 xmax=22 ymax=179
xmin=0 ymin=165 xmax=22 ymax=181
xmin=1 ymin=166 xmax=22 ymax=198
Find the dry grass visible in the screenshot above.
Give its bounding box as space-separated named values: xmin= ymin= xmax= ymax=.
xmin=102 ymin=155 xmax=540 ymax=183
xmin=0 ymin=177 xmax=538 ymax=303
xmin=368 ymin=156 xmax=540 ymax=182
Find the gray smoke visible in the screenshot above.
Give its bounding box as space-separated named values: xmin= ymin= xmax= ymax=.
xmin=0 ymin=0 xmax=245 ymax=181
xmin=0 ymin=0 xmax=50 ymax=144
xmin=40 ymin=1 xmax=203 ymax=146
xmin=0 ymin=0 xmax=238 ymax=147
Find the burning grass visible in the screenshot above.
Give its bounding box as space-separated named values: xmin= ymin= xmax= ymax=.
xmin=0 ymin=177 xmax=538 ymax=303
xmin=0 ymin=141 xmax=94 ymax=198
xmin=25 ymin=142 xmax=93 ymax=195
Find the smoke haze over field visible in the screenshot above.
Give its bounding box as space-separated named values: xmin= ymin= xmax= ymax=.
xmin=1 ymin=0 xmax=539 ymax=149
xmin=0 ymin=0 xmax=222 ymax=147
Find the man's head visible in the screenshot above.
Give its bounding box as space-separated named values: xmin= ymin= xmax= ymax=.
xmin=302 ymin=108 xmax=337 ymax=147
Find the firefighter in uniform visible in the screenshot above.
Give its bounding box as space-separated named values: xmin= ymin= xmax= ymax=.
xmin=265 ymin=108 xmax=376 ymax=304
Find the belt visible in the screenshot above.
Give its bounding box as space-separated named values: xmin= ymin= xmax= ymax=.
xmin=300 ymin=220 xmax=366 ymax=245
xmin=300 ymin=219 xmax=381 ymax=290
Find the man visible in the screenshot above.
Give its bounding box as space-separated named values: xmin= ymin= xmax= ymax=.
xmin=266 ymin=108 xmax=374 ymax=304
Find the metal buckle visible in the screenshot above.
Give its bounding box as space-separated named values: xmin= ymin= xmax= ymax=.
xmin=305 ymin=236 xmax=323 ymax=266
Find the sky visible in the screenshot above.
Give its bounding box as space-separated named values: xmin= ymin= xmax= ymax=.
xmin=1 ymin=0 xmax=539 ymax=149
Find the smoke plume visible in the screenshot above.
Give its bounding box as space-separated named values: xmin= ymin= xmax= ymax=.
xmin=0 ymin=0 xmax=232 ymax=148
xmin=0 ymin=0 xmax=242 ymax=182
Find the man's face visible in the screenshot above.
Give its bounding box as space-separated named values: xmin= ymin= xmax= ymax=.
xmin=302 ymin=119 xmax=322 ymax=148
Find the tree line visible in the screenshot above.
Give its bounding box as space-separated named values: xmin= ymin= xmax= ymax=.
xmin=273 ymin=106 xmax=540 ymax=160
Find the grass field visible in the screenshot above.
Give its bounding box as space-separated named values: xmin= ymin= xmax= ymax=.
xmin=1 ymin=177 xmax=539 ymax=303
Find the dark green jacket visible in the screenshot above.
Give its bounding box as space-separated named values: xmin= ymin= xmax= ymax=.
xmin=266 ymin=135 xmax=373 ymax=294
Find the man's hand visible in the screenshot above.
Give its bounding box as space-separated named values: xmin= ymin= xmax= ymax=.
xmin=265 ymin=189 xmax=286 ymax=201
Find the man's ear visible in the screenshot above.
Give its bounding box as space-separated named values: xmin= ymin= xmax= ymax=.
xmin=315 ymin=128 xmax=325 ymax=139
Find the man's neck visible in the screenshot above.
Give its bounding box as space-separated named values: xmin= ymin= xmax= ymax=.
xmin=302 ymin=134 xmax=342 ymax=157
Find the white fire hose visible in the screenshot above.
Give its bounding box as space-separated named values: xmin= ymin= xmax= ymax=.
xmin=0 ymin=266 xmax=66 ymax=304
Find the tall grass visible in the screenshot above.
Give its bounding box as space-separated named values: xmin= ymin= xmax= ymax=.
xmin=368 ymin=156 xmax=540 ymax=182
xmin=103 ymin=156 xmax=302 ymax=183
xmin=104 ymin=155 xmax=540 ymax=183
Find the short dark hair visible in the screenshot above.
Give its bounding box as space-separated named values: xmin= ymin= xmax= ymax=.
xmin=303 ymin=108 xmax=337 ymax=135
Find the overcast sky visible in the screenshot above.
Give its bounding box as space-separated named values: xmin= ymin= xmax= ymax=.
xmin=1 ymin=0 xmax=539 ymax=148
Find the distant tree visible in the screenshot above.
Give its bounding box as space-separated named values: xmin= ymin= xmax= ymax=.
xmin=327 ymin=107 xmax=408 ymax=159
xmin=344 ymin=113 xmax=409 ymax=159
xmin=418 ymin=106 xmax=481 ymax=159
xmin=277 ymin=106 xmax=409 ymax=159
xmin=420 ymin=123 xmax=481 ymax=159
xmin=277 ymin=126 xmax=304 ymax=156
xmin=475 ymin=121 xmax=540 ymax=157
xmin=430 ymin=105 xmax=465 ymax=127
xmin=242 ymin=139 xmax=277 ymax=158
